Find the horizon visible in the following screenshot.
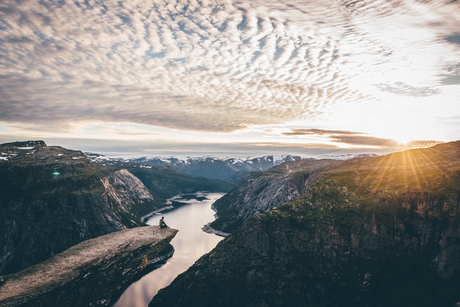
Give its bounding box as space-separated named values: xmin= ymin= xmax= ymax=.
xmin=1 ymin=0 xmax=459 ymax=156
xmin=0 ymin=137 xmax=449 ymax=160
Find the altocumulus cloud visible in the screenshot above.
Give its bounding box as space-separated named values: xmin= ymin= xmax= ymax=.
xmin=281 ymin=128 xmax=441 ymax=148
xmin=0 ymin=0 xmax=459 ymax=134
xmin=282 ymin=128 xmax=396 ymax=147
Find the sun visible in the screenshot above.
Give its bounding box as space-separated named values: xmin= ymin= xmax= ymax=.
xmin=363 ymin=113 xmax=444 ymax=146
xmin=391 ymin=131 xmax=418 ymax=145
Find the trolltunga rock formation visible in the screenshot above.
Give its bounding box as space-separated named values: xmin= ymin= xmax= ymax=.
xmin=0 ymin=226 xmax=177 ymax=307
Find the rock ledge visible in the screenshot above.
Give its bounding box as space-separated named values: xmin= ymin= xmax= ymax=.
xmin=0 ymin=226 xmax=177 ymax=306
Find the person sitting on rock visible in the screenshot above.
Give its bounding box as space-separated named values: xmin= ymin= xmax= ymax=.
xmin=159 ymin=216 xmax=168 ymax=228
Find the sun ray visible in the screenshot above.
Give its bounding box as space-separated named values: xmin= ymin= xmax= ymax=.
xmin=360 ymin=153 xmax=391 ymax=184
xmin=412 ymin=150 xmax=430 ymax=189
xmin=422 ymin=145 xmax=458 ymax=188
xmin=417 ymin=147 xmax=451 ymax=183
xmin=400 ymin=150 xmax=408 ymax=192
xmin=372 ymin=153 xmax=396 ymax=192
xmin=404 ymin=150 xmax=423 ymax=192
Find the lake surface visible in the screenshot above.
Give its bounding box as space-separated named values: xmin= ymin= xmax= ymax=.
xmin=113 ymin=192 xmax=225 ymax=307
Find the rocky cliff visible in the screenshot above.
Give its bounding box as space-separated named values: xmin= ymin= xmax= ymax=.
xmin=209 ymin=159 xmax=338 ymax=233
xmin=87 ymin=153 xmax=235 ymax=205
xmin=0 ymin=226 xmax=177 ymax=306
xmin=0 ymin=141 xmax=234 ymax=275
xmin=0 ymin=141 xmax=157 ymax=275
xmin=150 ymin=141 xmax=460 ymax=307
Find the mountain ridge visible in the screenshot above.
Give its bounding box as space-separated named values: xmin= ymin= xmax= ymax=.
xmin=150 ymin=141 xmax=460 ymax=307
xmin=87 ymin=153 xmax=304 ymax=182
xmin=208 ymin=158 xmax=340 ymax=234
xmin=0 ymin=141 xmax=152 ymax=274
xmin=0 ymin=141 xmax=232 ymax=275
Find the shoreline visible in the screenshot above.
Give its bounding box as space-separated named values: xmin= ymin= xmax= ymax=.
xmin=201 ymin=223 xmax=229 ymax=237
xmin=201 ymin=203 xmax=230 ymax=237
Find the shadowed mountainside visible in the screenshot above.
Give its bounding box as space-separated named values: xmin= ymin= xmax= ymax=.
xmin=0 ymin=141 xmax=231 ymax=275
xmin=150 ymin=141 xmax=460 ymax=307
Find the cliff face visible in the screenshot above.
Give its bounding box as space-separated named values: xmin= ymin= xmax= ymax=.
xmin=87 ymin=153 xmax=235 ymax=208
xmin=209 ymin=159 xmax=338 ymax=233
xmin=0 ymin=142 xmax=157 ymax=275
xmin=150 ymin=142 xmax=460 ymax=307
xmin=0 ymin=226 xmax=178 ymax=307
xmin=100 ymin=168 xmax=159 ymax=221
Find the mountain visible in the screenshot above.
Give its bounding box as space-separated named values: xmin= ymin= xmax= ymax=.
xmin=0 ymin=141 xmax=232 ymax=275
xmin=88 ymin=154 xmax=303 ymax=182
xmin=150 ymin=141 xmax=460 ymax=307
xmin=0 ymin=141 xmax=156 ymax=275
xmin=208 ymin=159 xmax=340 ymax=234
xmin=86 ymin=153 xmax=235 ymax=206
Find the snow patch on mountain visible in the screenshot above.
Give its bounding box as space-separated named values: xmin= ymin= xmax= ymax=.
xmin=85 ymin=152 xmax=380 ymax=182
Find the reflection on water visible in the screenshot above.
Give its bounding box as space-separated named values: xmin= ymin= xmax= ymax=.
xmin=113 ymin=192 xmax=225 ymax=307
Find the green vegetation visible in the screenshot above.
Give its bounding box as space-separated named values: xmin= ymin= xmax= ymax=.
xmin=270 ymin=142 xmax=460 ymax=225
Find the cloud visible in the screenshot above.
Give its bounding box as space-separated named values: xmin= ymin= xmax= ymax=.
xmin=0 ymin=0 xmax=459 ymax=140
xmin=440 ymin=63 xmax=460 ymax=85
xmin=282 ymin=129 xmax=360 ymax=136
xmin=282 ymin=128 xmax=397 ymax=147
xmin=446 ymin=34 xmax=460 ymax=45
xmin=281 ymin=128 xmax=443 ymax=149
xmin=376 ymin=82 xmax=441 ymax=97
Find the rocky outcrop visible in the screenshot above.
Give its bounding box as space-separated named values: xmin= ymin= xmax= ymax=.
xmin=0 ymin=142 xmax=158 ymax=275
xmin=150 ymin=142 xmax=460 ymax=307
xmin=87 ymin=152 xmax=235 ymax=205
xmin=0 ymin=226 xmax=177 ymax=307
xmin=0 ymin=140 xmax=46 ymax=148
xmin=209 ymin=159 xmax=338 ymax=233
xmin=101 ymin=168 xmax=157 ymax=219
xmin=0 ymin=141 xmax=234 ymax=275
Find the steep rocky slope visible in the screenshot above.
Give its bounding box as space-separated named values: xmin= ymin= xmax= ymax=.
xmin=0 ymin=141 xmax=234 ymax=275
xmin=209 ymin=159 xmax=338 ymax=233
xmin=87 ymin=153 xmax=235 ymax=207
xmin=0 ymin=141 xmax=159 ymax=275
xmin=150 ymin=141 xmax=460 ymax=307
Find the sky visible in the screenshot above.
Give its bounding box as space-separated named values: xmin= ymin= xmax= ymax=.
xmin=1 ymin=0 xmax=460 ymax=158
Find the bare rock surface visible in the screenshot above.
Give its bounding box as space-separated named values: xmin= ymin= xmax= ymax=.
xmin=0 ymin=226 xmax=177 ymax=306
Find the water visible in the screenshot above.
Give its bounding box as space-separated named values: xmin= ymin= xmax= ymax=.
xmin=113 ymin=192 xmax=225 ymax=307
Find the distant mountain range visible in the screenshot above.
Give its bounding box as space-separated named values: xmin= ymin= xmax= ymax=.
xmin=86 ymin=153 xmax=304 ymax=182
xmin=86 ymin=153 xmax=379 ymax=183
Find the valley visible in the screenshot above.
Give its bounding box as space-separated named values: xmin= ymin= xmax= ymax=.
xmin=1 ymin=140 xmax=459 ymax=307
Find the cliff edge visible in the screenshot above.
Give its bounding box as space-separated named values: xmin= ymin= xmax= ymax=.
xmin=0 ymin=226 xmax=177 ymax=307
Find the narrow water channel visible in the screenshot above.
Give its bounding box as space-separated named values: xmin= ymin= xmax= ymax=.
xmin=113 ymin=192 xmax=225 ymax=307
